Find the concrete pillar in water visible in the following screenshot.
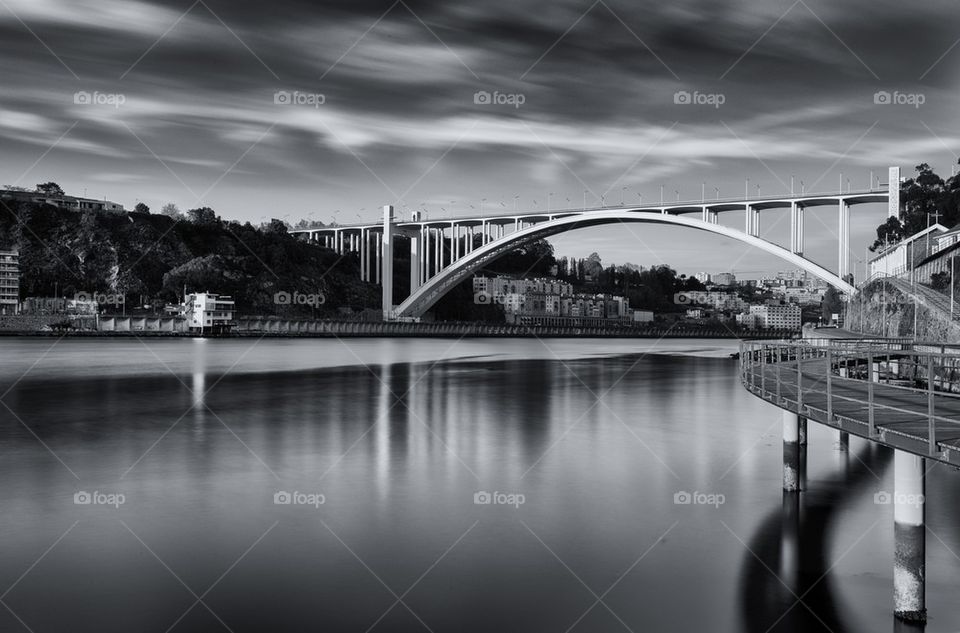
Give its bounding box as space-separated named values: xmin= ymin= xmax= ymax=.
xmin=893 ymin=450 xmax=926 ymax=623
xmin=783 ymin=411 xmax=801 ymax=491
xmin=839 ymin=431 xmax=849 ymax=452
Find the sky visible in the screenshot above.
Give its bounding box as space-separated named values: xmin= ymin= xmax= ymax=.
xmin=1 ymin=0 xmax=958 ymax=279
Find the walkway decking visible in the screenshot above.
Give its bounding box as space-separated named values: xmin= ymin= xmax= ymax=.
xmin=742 ymin=343 xmax=960 ymax=467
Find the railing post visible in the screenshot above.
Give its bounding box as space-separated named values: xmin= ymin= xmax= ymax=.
xmin=776 ymin=345 xmax=781 ymax=403
xmin=928 ymin=353 xmax=936 ymax=456
xmin=761 ymin=343 xmax=766 ymax=394
xmin=826 ymin=346 xmax=833 ymax=422
xmin=867 ymin=351 xmax=875 ymax=438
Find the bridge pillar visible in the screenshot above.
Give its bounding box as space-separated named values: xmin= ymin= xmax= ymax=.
xmin=889 ymin=166 xmax=901 ymax=218
xmin=838 ymin=199 xmax=850 ymax=279
xmin=375 ymin=232 xmax=381 ymax=284
xmin=790 ymin=202 xmax=805 ymax=255
xmin=382 ymin=206 xmax=394 ymax=319
xmin=361 ymin=229 xmax=368 ymax=281
xmin=422 ymin=226 xmax=430 ymax=280
xmin=782 ymin=411 xmax=802 ymax=491
xmin=409 ymin=230 xmax=421 ymax=293
xmin=893 ymin=450 xmax=926 ymax=623
xmin=453 ymin=223 xmax=460 ymax=261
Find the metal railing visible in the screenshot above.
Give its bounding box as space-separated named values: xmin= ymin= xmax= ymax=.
xmin=740 ymin=338 xmax=960 ymax=461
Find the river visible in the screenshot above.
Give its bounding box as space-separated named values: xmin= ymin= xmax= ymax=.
xmin=0 ymin=337 xmax=958 ymax=632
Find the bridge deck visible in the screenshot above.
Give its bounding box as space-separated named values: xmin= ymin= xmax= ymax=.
xmin=744 ymin=356 xmax=960 ymax=466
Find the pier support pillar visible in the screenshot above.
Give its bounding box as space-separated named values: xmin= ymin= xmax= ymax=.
xmin=838 ymin=199 xmax=850 ymax=280
xmin=894 ymin=450 xmax=926 ymax=623
xmin=783 ymin=411 xmax=801 ymax=491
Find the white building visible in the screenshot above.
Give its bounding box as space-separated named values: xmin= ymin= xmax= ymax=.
xmin=181 ymin=292 xmax=235 ymax=333
xmin=748 ymin=304 xmax=801 ymax=330
xmin=869 ymin=224 xmax=947 ymax=279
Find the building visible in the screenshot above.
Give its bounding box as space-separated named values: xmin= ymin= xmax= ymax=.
xmin=181 ymin=292 xmax=235 ymax=333
xmin=1 ymin=185 xmax=125 ymax=214
xmin=868 ymin=224 xmax=947 ymax=279
xmin=748 ymin=303 xmax=802 ymax=330
xmin=0 ymin=249 xmax=19 ymax=314
xmin=694 ymin=272 xmax=711 ymax=284
xmin=711 ymin=272 xmax=736 ymax=286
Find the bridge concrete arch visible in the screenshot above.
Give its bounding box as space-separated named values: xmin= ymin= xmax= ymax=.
xmin=393 ymin=210 xmax=856 ymax=319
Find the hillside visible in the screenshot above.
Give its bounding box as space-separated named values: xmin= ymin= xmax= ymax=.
xmin=0 ymin=200 xmax=379 ymax=316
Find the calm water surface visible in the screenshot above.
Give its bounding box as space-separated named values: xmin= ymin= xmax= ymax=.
xmin=1 ymin=337 xmax=958 ymax=632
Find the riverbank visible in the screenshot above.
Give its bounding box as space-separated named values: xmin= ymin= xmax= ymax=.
xmin=0 ymin=317 xmax=798 ymax=339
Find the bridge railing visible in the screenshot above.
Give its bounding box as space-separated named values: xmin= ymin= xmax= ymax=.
xmin=740 ymin=338 xmax=960 ymax=460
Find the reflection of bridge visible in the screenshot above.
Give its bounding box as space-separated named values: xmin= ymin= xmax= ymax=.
xmin=742 ymin=337 xmax=960 ymax=624
xmin=293 ymin=168 xmax=898 ymax=320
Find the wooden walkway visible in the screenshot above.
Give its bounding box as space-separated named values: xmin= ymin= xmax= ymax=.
xmin=743 ymin=353 xmax=960 ymax=467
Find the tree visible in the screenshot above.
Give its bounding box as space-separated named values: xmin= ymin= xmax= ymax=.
xmin=821 ymin=286 xmax=843 ymax=323
xmin=159 ymin=203 xmax=183 ymax=220
xmin=187 ymin=207 xmax=219 ymax=224
xmin=134 ymin=202 xmax=150 ymax=214
xmin=35 ymin=182 xmax=64 ymax=196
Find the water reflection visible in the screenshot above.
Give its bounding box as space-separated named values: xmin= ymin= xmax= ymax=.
xmin=739 ymin=443 xmax=894 ymax=633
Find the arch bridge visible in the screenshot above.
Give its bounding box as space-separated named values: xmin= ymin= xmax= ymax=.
xmin=292 ymin=168 xmax=898 ymax=319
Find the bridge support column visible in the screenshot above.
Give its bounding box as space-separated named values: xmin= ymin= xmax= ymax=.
xmin=838 ymin=199 xmax=850 ymax=280
xmin=790 ymin=202 xmax=805 ymax=254
xmin=894 ymin=450 xmax=926 ymax=623
xmin=782 ymin=411 xmax=802 ymax=491
xmin=375 ymin=232 xmax=381 ymax=284
xmin=435 ymin=228 xmax=442 ymax=272
xmin=453 ymin=223 xmax=460 ymax=261
xmin=382 ymin=206 xmax=394 ymax=319
xmin=361 ymin=229 xmax=368 ymax=281
xmin=422 ymin=227 xmax=430 ymax=280
xmin=409 ymin=230 xmax=421 ymax=293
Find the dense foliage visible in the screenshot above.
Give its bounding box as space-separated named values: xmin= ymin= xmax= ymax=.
xmin=0 ymin=199 xmax=378 ymax=316
xmin=870 ymin=161 xmax=960 ymax=251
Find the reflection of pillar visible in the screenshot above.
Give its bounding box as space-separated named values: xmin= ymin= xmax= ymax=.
xmin=839 ymin=431 xmax=849 ymax=452
xmin=409 ymin=230 xmax=421 ymax=293
xmin=783 ymin=411 xmax=801 ymax=491
xmin=894 ymin=450 xmax=926 ymax=623
xmin=781 ymin=490 xmax=801 ymax=597
xmin=382 ymin=206 xmax=394 ymax=319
